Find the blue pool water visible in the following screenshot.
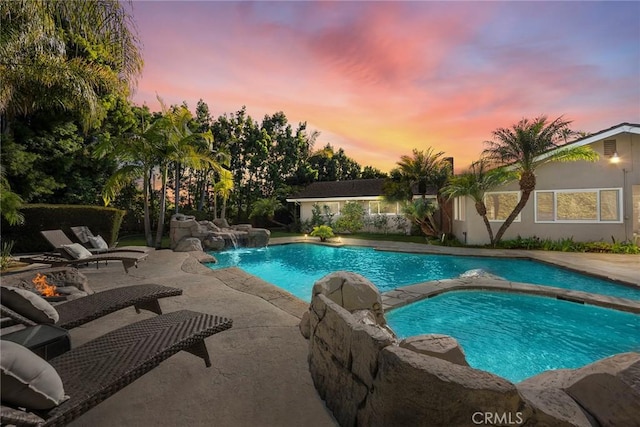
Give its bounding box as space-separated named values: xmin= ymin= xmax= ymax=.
xmin=207 ymin=244 xmax=640 ymax=302
xmin=386 ymin=291 xmax=640 ymax=382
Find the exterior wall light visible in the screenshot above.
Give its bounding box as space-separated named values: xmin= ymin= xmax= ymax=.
xmin=610 ymin=152 xmax=620 ymax=164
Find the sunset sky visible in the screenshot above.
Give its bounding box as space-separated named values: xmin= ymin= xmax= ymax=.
xmin=130 ymin=1 xmax=640 ymax=173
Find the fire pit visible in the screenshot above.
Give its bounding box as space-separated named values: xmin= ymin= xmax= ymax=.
xmin=1 ymin=267 xmax=93 ymax=302
xmin=31 ymin=273 xmax=66 ymax=301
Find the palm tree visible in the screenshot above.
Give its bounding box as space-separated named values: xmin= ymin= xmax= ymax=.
xmin=95 ymin=109 xmax=161 ymax=247
xmin=213 ymin=168 xmax=234 ymax=219
xmin=442 ymin=160 xmax=516 ymax=244
xmin=0 ymin=0 xmax=142 ymax=130
xmin=395 ymin=148 xmax=447 ymax=197
xmin=483 ymin=115 xmax=599 ymax=245
xmin=152 ymin=99 xmax=219 ymax=248
xmin=393 ymin=148 xmax=453 ymax=237
xmin=401 ymin=198 xmax=439 ymax=237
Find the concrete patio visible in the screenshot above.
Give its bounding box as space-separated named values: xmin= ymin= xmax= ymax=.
xmin=6 ymin=237 xmax=639 ymax=426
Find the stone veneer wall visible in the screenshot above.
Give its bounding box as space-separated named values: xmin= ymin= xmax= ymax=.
xmin=299 ymin=272 xmax=640 ymax=427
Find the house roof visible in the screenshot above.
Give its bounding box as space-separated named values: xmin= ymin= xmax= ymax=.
xmin=287 ymin=179 xmax=387 ymax=201
xmin=287 ymin=178 xmax=434 ymax=202
xmin=537 ymin=122 xmax=640 ymax=162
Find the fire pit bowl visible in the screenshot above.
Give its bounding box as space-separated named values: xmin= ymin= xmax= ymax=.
xmin=0 ymin=267 xmax=93 ymax=302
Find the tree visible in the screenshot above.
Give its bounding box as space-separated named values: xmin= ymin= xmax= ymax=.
xmin=334 ymin=201 xmax=365 ymax=233
xmin=442 ymin=159 xmax=516 ymax=244
xmin=0 ymin=0 xmax=142 ymax=130
xmin=95 ymin=105 xmax=159 ymax=246
xmin=0 ymin=166 xmax=24 ymax=225
xmin=249 ymin=197 xmax=287 ymax=228
xmin=395 ymin=148 xmax=447 ymax=197
xmin=308 ymin=144 xmax=361 ymax=181
xmin=392 ymin=148 xmax=453 ymax=237
xmin=401 ymin=198 xmax=439 ymax=237
xmin=153 ymin=98 xmax=218 ymax=248
xmin=361 ymin=166 xmax=388 ymax=179
xmin=482 ymin=115 xmax=599 ymax=245
xmin=213 ymin=168 xmax=234 ymax=219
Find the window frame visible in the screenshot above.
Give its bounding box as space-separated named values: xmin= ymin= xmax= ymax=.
xmin=453 ymin=196 xmax=466 ymax=221
xmin=369 ymin=200 xmax=398 ymax=215
xmin=484 ymin=191 xmax=521 ymax=223
xmin=534 ymin=188 xmax=623 ymax=223
xmin=322 ymin=202 xmax=340 ymax=215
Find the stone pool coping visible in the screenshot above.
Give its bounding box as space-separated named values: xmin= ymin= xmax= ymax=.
xmin=381 ymin=277 xmax=640 ymax=314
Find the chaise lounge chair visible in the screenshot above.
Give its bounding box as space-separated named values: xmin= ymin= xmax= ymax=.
xmin=19 ymin=249 xmax=148 ymax=274
xmin=0 ymin=284 xmax=183 ymax=330
xmin=1 ymin=310 xmax=233 ymax=426
xmin=41 ymin=229 xmax=151 ymax=254
xmin=70 ymin=226 xmax=151 ymax=254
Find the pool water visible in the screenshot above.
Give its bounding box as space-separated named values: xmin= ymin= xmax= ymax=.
xmin=386 ymin=291 xmax=640 ymax=382
xmin=207 ymin=244 xmax=640 ymax=302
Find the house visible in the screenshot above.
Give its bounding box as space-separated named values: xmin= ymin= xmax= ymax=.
xmin=451 ymin=123 xmax=640 ymax=245
xmin=286 ymin=179 xmax=437 ymax=233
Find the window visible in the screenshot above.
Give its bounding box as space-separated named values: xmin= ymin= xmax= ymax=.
xmin=369 ymin=201 xmax=397 ymax=215
xmin=453 ymin=197 xmax=466 ymax=221
xmin=322 ymin=202 xmax=340 ymax=215
xmin=535 ymin=189 xmax=622 ymax=223
xmin=484 ymin=192 xmax=520 ymax=222
xmin=535 ymin=192 xmax=554 ymax=221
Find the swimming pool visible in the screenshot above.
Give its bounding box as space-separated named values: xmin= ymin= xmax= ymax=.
xmin=386 ymin=291 xmax=640 ymax=382
xmin=207 ymin=243 xmax=640 ymax=302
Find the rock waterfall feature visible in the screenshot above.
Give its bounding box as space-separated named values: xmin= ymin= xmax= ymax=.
xmin=169 ymin=214 xmax=270 ymax=252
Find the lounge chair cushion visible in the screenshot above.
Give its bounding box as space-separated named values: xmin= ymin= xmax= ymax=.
xmin=0 ymin=287 xmax=59 ymax=324
xmin=0 ymin=341 xmax=67 ymax=410
xmin=60 ymin=243 xmax=93 ymax=260
xmin=88 ymin=235 xmax=109 ymax=250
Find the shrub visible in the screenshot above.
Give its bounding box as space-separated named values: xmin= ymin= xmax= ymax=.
xmin=310 ymin=225 xmax=335 ymax=242
xmin=1 ymin=204 xmax=126 ymax=253
xmin=334 ymin=202 xmax=365 ymax=233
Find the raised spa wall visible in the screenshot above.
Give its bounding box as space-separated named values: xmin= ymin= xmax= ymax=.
xmin=299 ymin=271 xmax=640 ymax=427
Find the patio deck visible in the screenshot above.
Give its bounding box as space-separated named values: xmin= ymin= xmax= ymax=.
xmin=6 ymin=238 xmax=639 ymax=426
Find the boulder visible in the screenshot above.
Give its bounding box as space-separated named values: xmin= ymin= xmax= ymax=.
xmin=518 ymin=352 xmax=640 ymax=427
xmin=299 ymin=310 xmax=311 ymax=339
xmin=400 ymin=334 xmax=469 ymax=366
xmin=202 ymin=235 xmax=225 ymax=251
xmin=248 ymin=228 xmax=270 ymax=247
xmin=169 ymin=214 xmax=198 ymax=249
xmin=173 ymin=237 xmax=203 ymax=252
xmin=564 ymin=352 xmax=640 ymax=427
xmin=213 ymin=218 xmax=231 ymax=229
xmin=312 ymin=271 xmax=386 ymax=326
xmin=359 ymin=346 xmax=528 ymax=426
xmin=517 ymin=385 xmax=598 ymax=426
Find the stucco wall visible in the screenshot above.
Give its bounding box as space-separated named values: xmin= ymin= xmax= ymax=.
xmin=453 ymin=131 xmax=640 ymax=245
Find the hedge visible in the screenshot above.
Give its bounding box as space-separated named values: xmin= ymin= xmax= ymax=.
xmin=1 ymin=204 xmax=126 ymax=253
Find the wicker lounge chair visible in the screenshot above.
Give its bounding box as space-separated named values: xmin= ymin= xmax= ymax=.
xmin=41 ymin=229 xmax=151 ymax=254
xmin=70 ymin=225 xmax=151 ymax=253
xmin=1 ymin=284 xmax=183 ymax=330
xmin=19 ymin=250 xmax=147 ymax=273
xmin=0 ymin=310 xmax=233 ymax=426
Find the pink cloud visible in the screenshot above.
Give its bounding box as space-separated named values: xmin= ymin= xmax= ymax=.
xmin=130 ymin=2 xmax=639 ymax=174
